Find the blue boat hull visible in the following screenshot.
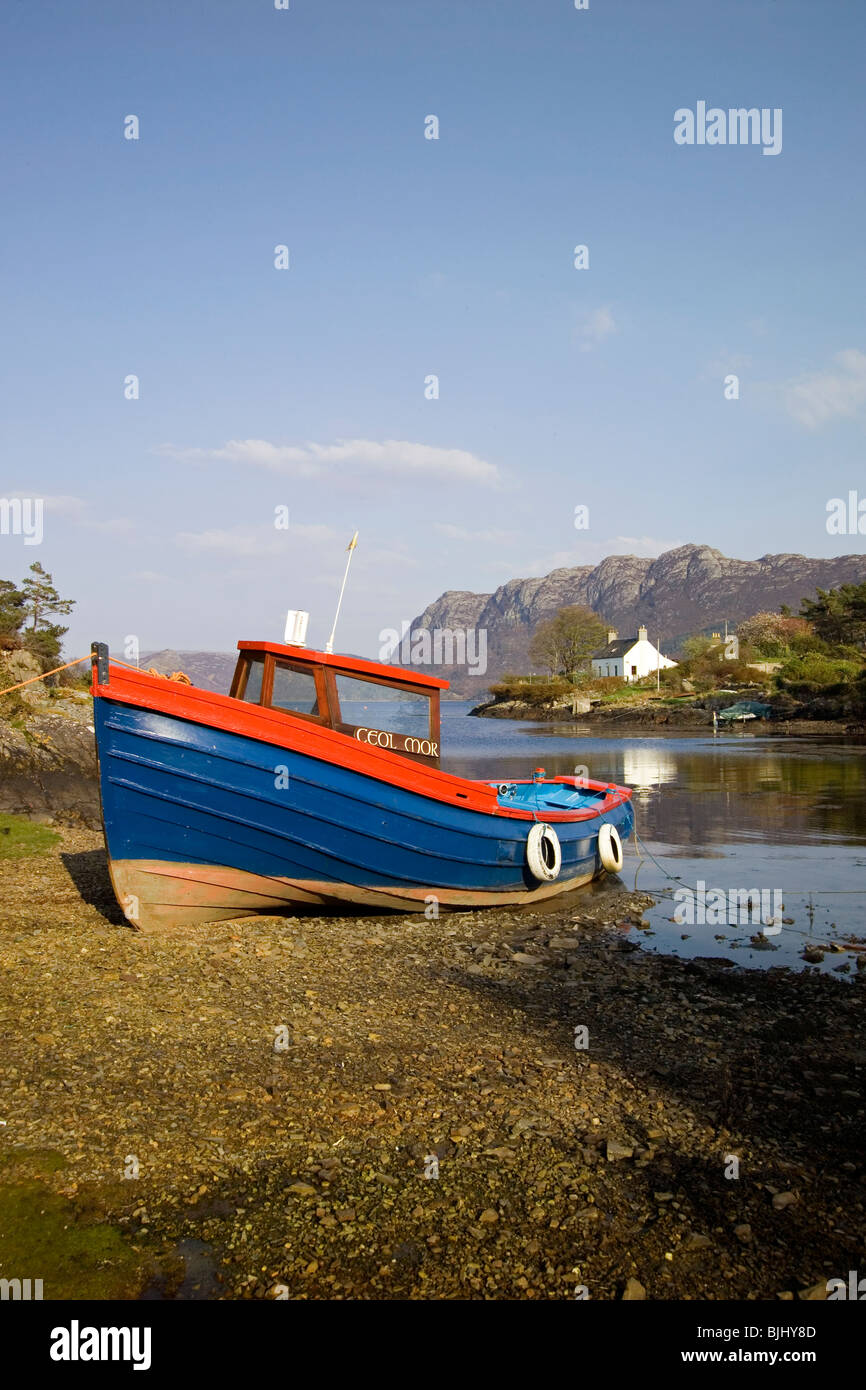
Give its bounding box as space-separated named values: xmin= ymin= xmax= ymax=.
xmin=95 ymin=699 xmax=634 ymax=929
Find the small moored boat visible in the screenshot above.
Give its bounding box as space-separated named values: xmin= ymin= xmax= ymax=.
xmin=90 ymin=637 xmax=634 ymax=930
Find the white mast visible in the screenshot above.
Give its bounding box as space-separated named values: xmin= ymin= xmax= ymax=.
xmin=325 ymin=531 xmax=359 ymax=654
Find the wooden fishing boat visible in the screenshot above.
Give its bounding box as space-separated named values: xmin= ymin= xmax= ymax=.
xmin=90 ymin=638 xmax=634 ymax=930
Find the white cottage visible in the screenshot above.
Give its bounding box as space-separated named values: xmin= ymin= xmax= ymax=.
xmin=591 ymin=626 xmax=678 ymax=683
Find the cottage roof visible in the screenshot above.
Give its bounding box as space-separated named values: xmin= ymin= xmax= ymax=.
xmin=591 ymin=638 xmax=638 ymax=659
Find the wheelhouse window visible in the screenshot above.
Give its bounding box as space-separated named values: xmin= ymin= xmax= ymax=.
xmin=239 ymin=656 xmax=264 ymax=703
xmin=232 ymin=654 xmax=323 ymax=722
xmin=334 ymin=673 xmax=431 ymax=739
xmin=271 ymin=661 xmax=320 ymax=717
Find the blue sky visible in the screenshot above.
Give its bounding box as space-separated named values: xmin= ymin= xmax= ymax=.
xmin=2 ymin=0 xmax=865 ymax=659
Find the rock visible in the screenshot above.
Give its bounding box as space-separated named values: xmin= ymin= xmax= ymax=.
xmin=0 ymin=649 xmax=48 ymax=706
xmin=622 ymin=1277 xmax=646 ymax=1300
xmin=287 ymin=1182 xmax=317 ymax=1197
xmin=750 ymin=934 xmax=778 ymax=950
xmin=373 ymin=1171 xmax=399 ymax=1187
xmin=511 ymin=952 xmax=542 ymax=966
xmin=683 ymin=1233 xmax=712 ymax=1251
xmin=548 ymin=936 xmax=580 ymax=950
xmin=802 ymin=948 xmax=824 ymax=964
xmin=606 ymin=1140 xmax=634 ymax=1162
xmin=798 ymin=1281 xmax=828 ymax=1301
xmin=479 ymin=1209 xmax=499 ymax=1224
xmin=734 ymin=1224 xmax=752 ymax=1242
xmin=772 ymin=1191 xmax=797 ymax=1211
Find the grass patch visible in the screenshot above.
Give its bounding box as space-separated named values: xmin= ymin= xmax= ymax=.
xmin=0 ymin=1154 xmax=145 ymax=1300
xmin=0 ymin=813 xmax=60 ymax=859
xmin=593 ymin=685 xmax=656 ymax=705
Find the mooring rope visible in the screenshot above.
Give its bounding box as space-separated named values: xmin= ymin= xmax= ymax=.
xmin=0 ymin=651 xmax=190 ymax=698
xmin=0 ymin=652 xmax=91 ymax=697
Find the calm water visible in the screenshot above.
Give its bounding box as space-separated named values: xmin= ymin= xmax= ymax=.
xmin=440 ymin=702 xmax=866 ymax=978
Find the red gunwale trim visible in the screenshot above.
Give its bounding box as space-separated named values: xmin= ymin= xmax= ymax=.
xmin=92 ymin=663 xmax=631 ymax=822
xmin=236 ymin=641 xmax=449 ymax=690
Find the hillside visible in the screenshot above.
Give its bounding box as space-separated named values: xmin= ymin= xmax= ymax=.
xmin=136 ymin=649 xmax=237 ymax=693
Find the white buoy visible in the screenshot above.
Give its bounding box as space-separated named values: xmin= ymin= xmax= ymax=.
xmin=598 ymin=823 xmax=624 ymax=874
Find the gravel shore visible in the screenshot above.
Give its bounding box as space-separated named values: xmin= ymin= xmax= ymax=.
xmin=1 ymin=827 xmax=863 ymax=1301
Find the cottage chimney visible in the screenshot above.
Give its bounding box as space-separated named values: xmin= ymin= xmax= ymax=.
xmin=607 ymin=628 xmax=617 ymax=644
xmin=638 ymin=624 xmax=648 ymax=642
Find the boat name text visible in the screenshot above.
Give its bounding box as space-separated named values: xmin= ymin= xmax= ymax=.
xmin=354 ymin=727 xmax=438 ymax=757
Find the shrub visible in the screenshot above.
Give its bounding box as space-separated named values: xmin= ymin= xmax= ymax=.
xmin=847 ymin=668 xmax=866 ymax=718
xmin=776 ymin=653 xmax=862 ymax=698
xmin=488 ymin=676 xmax=572 ymax=705
xmin=678 ymin=654 xmax=759 ymax=691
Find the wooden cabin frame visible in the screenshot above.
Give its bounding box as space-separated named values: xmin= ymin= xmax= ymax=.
xmin=229 ymin=641 xmax=444 ymax=768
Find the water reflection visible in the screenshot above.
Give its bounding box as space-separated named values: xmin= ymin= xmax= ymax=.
xmin=445 ymin=729 xmax=866 ymax=846
xmin=621 ymin=748 xmax=679 ymax=797
xmin=440 ymin=704 xmax=866 ymax=976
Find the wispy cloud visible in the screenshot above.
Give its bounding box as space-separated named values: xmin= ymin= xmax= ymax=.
xmin=434 ymin=522 xmax=517 ymax=543
xmin=175 ymin=521 xmax=337 ymax=557
xmin=157 ymin=438 xmax=501 ymax=486
xmin=87 ymin=517 xmax=135 ymax=534
xmin=575 ymin=305 xmax=617 ymax=352
xmin=783 ymin=349 xmax=866 ymax=429
xmin=701 ymin=352 xmax=752 ymax=381
xmin=8 ymin=493 xmax=133 ymax=533
xmin=39 ymin=494 xmax=87 ymax=518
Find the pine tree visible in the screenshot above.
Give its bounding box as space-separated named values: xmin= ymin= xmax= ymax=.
xmin=0 ymin=579 xmax=26 ymax=646
xmin=800 ymin=583 xmax=866 ymax=649
xmin=19 ymin=563 xmax=75 ymax=667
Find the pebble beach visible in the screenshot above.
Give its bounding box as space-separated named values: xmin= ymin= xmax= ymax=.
xmin=1 ymin=826 xmax=863 ymax=1301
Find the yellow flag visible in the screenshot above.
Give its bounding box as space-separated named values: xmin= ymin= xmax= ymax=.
xmin=347 ymin=531 xmax=359 ymax=551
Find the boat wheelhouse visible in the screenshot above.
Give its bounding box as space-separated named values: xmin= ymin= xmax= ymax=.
xmin=229 ymin=640 xmax=446 ymax=767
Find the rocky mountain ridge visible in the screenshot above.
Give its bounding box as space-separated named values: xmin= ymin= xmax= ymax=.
xmin=406 ymin=544 xmax=866 ymax=694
